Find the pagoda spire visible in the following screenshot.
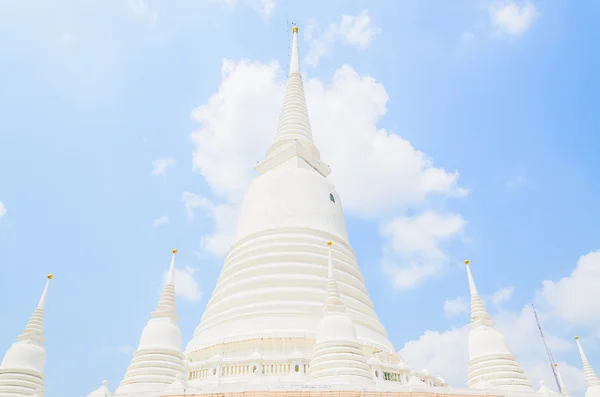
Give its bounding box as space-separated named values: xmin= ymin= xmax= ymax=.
xmin=464 ymin=260 xmax=532 ymax=391
xmin=307 ymin=241 xmax=373 ymax=386
xmin=554 ymin=364 xmax=571 ymax=397
xmin=0 ymin=274 xmax=53 ymax=397
xmin=269 ymin=25 xmax=315 ymax=152
xmin=116 ymin=249 xmax=186 ymax=395
xmin=258 ymin=25 xmax=331 ymax=177
xmin=464 ymin=260 xmax=491 ymax=323
xmin=324 ymin=241 xmax=345 ymax=313
xmin=152 ymin=249 xmax=178 ymax=320
xmin=575 ymin=336 xmax=600 ymax=388
xmin=289 ymin=25 xmax=300 ymax=75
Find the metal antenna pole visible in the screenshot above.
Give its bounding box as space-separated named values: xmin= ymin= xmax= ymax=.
xmin=532 ymin=304 xmax=561 ymax=392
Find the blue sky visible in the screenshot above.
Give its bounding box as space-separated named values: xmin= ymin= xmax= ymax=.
xmin=1 ymin=1 xmax=599 ymax=396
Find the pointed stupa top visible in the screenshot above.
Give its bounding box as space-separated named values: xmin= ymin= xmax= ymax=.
xmin=18 ymin=274 xmax=52 ymax=343
xmin=151 ymin=249 xmax=178 ymax=321
xmin=575 ymin=336 xmax=600 ymax=387
xmin=289 ymin=25 xmax=300 ymax=75
xmin=162 ymin=373 xmax=189 ymax=395
xmin=116 ymin=250 xmax=185 ymax=395
xmin=554 ymin=364 xmax=572 ymax=397
xmin=259 ymin=25 xmax=331 ymax=177
xmin=464 ymin=260 xmax=492 ymax=323
xmin=87 ymin=380 xmax=113 ymax=397
xmin=0 ymin=274 xmax=53 ymax=397
xmin=537 ymin=380 xmax=559 ymax=396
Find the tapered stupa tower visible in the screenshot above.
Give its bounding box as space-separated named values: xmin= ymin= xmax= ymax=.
xmin=575 ymin=336 xmax=600 ymax=397
xmin=307 ymin=242 xmax=373 ymax=386
xmin=185 ymin=25 xmax=397 ymax=386
xmin=0 ymin=275 xmax=52 ymax=397
xmin=464 ymin=260 xmax=533 ymax=391
xmin=115 ymin=250 xmax=186 ymax=395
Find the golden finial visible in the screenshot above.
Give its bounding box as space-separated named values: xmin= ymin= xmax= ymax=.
xmin=47 ymin=274 xmax=53 ymax=280
xmin=575 ymin=336 xmax=579 ymax=340
xmin=464 ymin=260 xmax=470 ymax=265
xmin=554 ymin=363 xmax=558 ymax=367
xmin=293 ymin=26 xmax=298 ymax=33
xmin=172 ymin=249 xmax=178 ymax=254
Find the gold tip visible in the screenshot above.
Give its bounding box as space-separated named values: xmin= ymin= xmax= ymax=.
xmin=554 ymin=363 xmax=558 ymax=367
xmin=575 ymin=336 xmax=579 ymax=340
xmin=327 ymin=241 xmax=333 ymax=246
xmin=464 ymin=260 xmax=470 ymax=265
xmin=293 ymin=26 xmax=298 ymax=33
xmin=172 ymin=249 xmax=178 ymax=254
xmin=47 ymin=274 xmax=53 ymax=280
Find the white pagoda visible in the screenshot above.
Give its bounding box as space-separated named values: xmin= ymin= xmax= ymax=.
xmin=0 ymin=26 xmax=595 ymax=397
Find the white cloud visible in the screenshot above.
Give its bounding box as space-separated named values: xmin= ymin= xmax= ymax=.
xmin=380 ymin=212 xmax=466 ymax=289
xmin=209 ymin=0 xmax=235 ymax=5
xmin=382 ymin=263 xmax=438 ymax=291
xmin=151 ymin=157 xmax=176 ymax=176
xmin=102 ymin=345 xmax=134 ymax=355
xmin=181 ymin=192 xmax=237 ymax=256
xmin=505 ymin=175 xmax=526 ymax=189
xmin=117 ymin=345 xmax=134 ymax=354
xmin=401 ymin=327 xmax=469 ymax=383
xmin=185 ymin=265 xmax=200 ymax=275
xmin=182 ymin=192 xmax=213 ymax=221
xmin=461 ymin=31 xmax=475 ymax=42
xmin=338 ymin=11 xmax=381 ymax=49
xmin=381 ymin=212 xmax=466 ymax=259
xmin=127 ymin=0 xmax=158 ymax=24
xmin=304 ymin=10 xmax=381 ymax=67
xmin=259 ymin=0 xmax=276 ymax=19
xmin=164 ymin=266 xmax=202 ymax=302
xmin=198 ymin=201 xmax=237 ymax=256
xmin=152 ymin=216 xmax=169 ymax=227
xmin=491 ymin=286 xmax=515 ymax=305
xmin=489 ymin=0 xmax=539 ymax=37
xmin=538 ymin=250 xmax=600 ymax=332
xmin=444 ymin=297 xmax=469 ymax=317
xmin=208 ymin=0 xmax=276 ymax=20
xmin=174 ymin=268 xmax=202 ymax=301
xmin=0 ymin=202 xmax=6 ymax=218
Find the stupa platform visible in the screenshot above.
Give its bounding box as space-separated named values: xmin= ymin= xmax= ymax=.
xmin=168 ymin=391 xmax=498 ymax=397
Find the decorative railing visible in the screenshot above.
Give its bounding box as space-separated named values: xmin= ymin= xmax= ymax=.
xmin=188 ymin=361 xmax=445 ymax=388
xmin=383 ymin=371 xmax=406 ymax=383
xmin=189 ymin=362 xmax=309 ymax=381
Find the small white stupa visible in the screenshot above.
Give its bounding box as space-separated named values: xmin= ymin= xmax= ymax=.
xmin=575 ymin=336 xmax=600 ymax=397
xmin=87 ymin=380 xmax=113 ymax=396
xmin=537 ymin=380 xmax=559 ymax=396
xmin=464 ymin=260 xmax=533 ymax=391
xmin=307 ymin=241 xmax=374 ymax=387
xmin=162 ymin=373 xmax=190 ymax=395
xmin=0 ymin=274 xmax=53 ymax=397
xmin=115 ymin=250 xmax=186 ymax=395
